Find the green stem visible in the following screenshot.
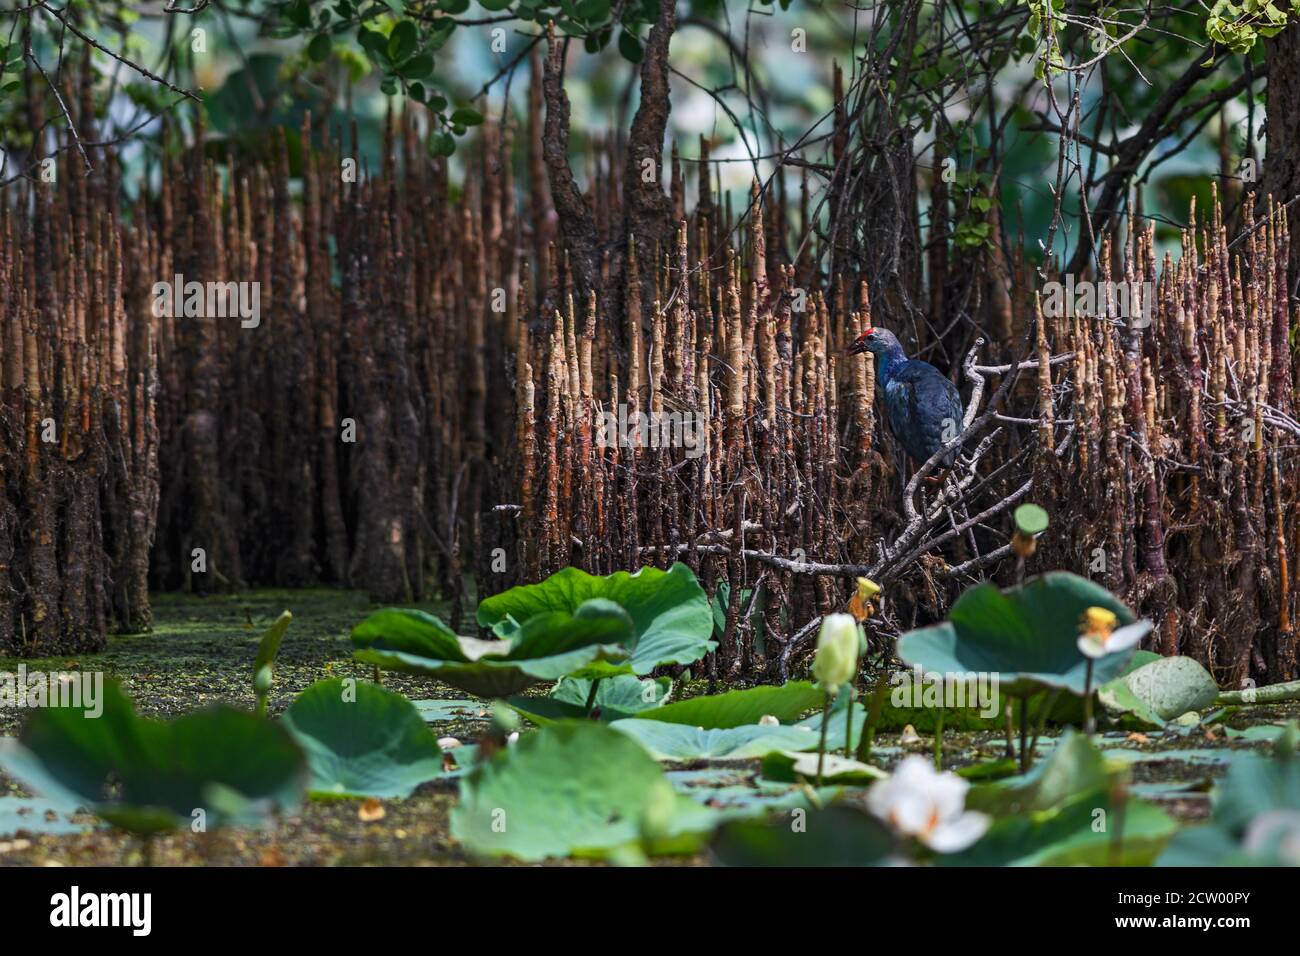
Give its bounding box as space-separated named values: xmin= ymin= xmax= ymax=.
xmin=844 ymin=690 xmax=855 ymax=756
xmin=1004 ymin=703 xmax=1016 ymax=760
xmin=372 ymin=664 xmax=382 ymax=685
xmin=1217 ymin=679 xmax=1300 ymax=705
xmin=1030 ymin=688 xmax=1061 ymax=758
xmin=584 ymin=677 xmax=602 ymax=716
xmin=855 ymin=676 xmax=888 ymax=762
xmin=255 ymin=692 xmax=267 ymax=719
xmin=816 ymin=689 xmax=833 ymax=786
xmin=1018 ymin=696 xmax=1031 ymax=773
xmin=933 ymin=705 xmax=945 ymax=770
xmin=1083 ymin=659 xmax=1096 ymax=735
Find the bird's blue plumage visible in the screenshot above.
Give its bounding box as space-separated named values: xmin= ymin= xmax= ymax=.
xmin=852 ymin=329 xmax=964 ymax=468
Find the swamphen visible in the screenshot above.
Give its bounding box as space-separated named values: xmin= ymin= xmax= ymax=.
xmin=849 ymin=327 xmax=964 ymax=473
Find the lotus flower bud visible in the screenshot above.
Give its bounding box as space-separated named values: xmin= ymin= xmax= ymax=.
xmin=814 ymin=613 xmax=861 ymax=692
xmin=253 ymin=665 xmax=273 ymax=695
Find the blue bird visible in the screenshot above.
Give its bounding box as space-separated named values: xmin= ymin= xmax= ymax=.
xmin=849 ymin=327 xmax=964 ymax=475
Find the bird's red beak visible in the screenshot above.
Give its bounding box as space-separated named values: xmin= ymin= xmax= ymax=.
xmin=848 ymin=328 xmax=875 ymax=355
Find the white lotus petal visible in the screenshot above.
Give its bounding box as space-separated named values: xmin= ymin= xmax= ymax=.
xmin=925 ymin=812 xmax=991 ymax=852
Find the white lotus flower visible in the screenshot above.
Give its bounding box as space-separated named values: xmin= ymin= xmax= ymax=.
xmin=867 ymin=756 xmax=990 ymax=852
xmin=1076 ymin=606 xmax=1148 ymax=659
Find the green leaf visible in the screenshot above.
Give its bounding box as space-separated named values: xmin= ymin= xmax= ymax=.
xmin=966 ymin=729 xmax=1110 ymax=815
xmin=479 ymin=0 xmax=514 ymax=9
xmin=761 ymin=750 xmax=888 ymax=784
xmin=450 ymin=106 xmax=484 ymax=126
xmin=357 ymin=26 xmax=388 ymax=54
xmin=897 ymin=572 xmax=1146 ymax=697
xmin=942 ymin=787 xmax=1177 ymax=866
xmin=281 ymin=679 xmax=443 ymax=799
xmin=0 ymin=681 xmax=307 ymax=834
xmin=507 ymin=674 xmax=671 ymax=723
xmin=577 ymin=0 xmax=611 ymax=19
xmin=352 ymin=600 xmax=634 ymax=697
xmin=1098 ymin=656 xmax=1219 ymax=728
xmin=618 ymin=29 xmax=644 ymax=62
xmin=712 ymin=805 xmax=896 ymax=866
xmin=307 ymin=33 xmax=333 ymax=62
xmin=409 ymin=698 xmax=486 ymax=723
xmin=438 ymin=0 xmax=470 ymax=12
xmin=387 ymin=20 xmax=419 ymax=62
xmin=351 ymin=607 xmax=464 ymax=660
xmin=634 ymin=681 xmax=824 ymax=728
xmin=610 ymin=719 xmax=821 ymax=760
xmin=400 ymin=53 xmax=434 ymax=79
xmin=451 ymin=721 xmax=708 ymax=860
xmin=285 ymin=0 xmax=313 ymax=29
xmin=253 ymin=610 xmax=293 ymax=677
xmin=427 ymin=129 xmax=456 ymax=157
xmin=1157 ymin=823 xmax=1255 ymax=866
xmin=1014 ymin=503 xmax=1049 ymax=535
xmin=476 ymin=563 xmax=716 ymax=674
xmin=1211 ymin=743 xmax=1300 ymax=836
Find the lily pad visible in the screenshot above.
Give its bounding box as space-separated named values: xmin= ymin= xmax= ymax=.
xmin=352 ymin=599 xmax=634 ymax=698
xmin=635 ymin=681 xmax=824 ymax=729
xmin=668 ymin=769 xmax=836 ymax=816
xmin=281 ymin=679 xmax=444 ymax=799
xmin=1159 ymin=734 xmax=1300 ymax=865
xmin=410 ymin=699 xmax=487 ymax=724
xmin=476 ymin=563 xmax=716 ymax=674
xmin=762 ymin=750 xmax=888 ymax=784
xmin=0 ymin=681 xmax=307 ymax=834
xmin=897 ymin=572 xmax=1147 ymax=697
xmin=450 ymin=721 xmax=708 ymax=861
xmin=0 ymin=798 xmax=91 ymax=837
xmin=1210 ymin=737 xmax=1300 ymax=835
xmin=610 ymin=719 xmax=820 ymax=760
xmin=943 ymin=787 xmax=1178 ymax=866
xmin=966 ymin=730 xmax=1110 ymax=815
xmin=712 ymin=804 xmax=897 ymax=866
xmin=507 ymin=675 xmax=671 ymax=724
xmin=1098 ymin=656 xmax=1219 ymax=728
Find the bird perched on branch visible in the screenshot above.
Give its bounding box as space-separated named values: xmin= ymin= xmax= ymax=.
xmin=849 ymin=327 xmax=964 ymax=475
